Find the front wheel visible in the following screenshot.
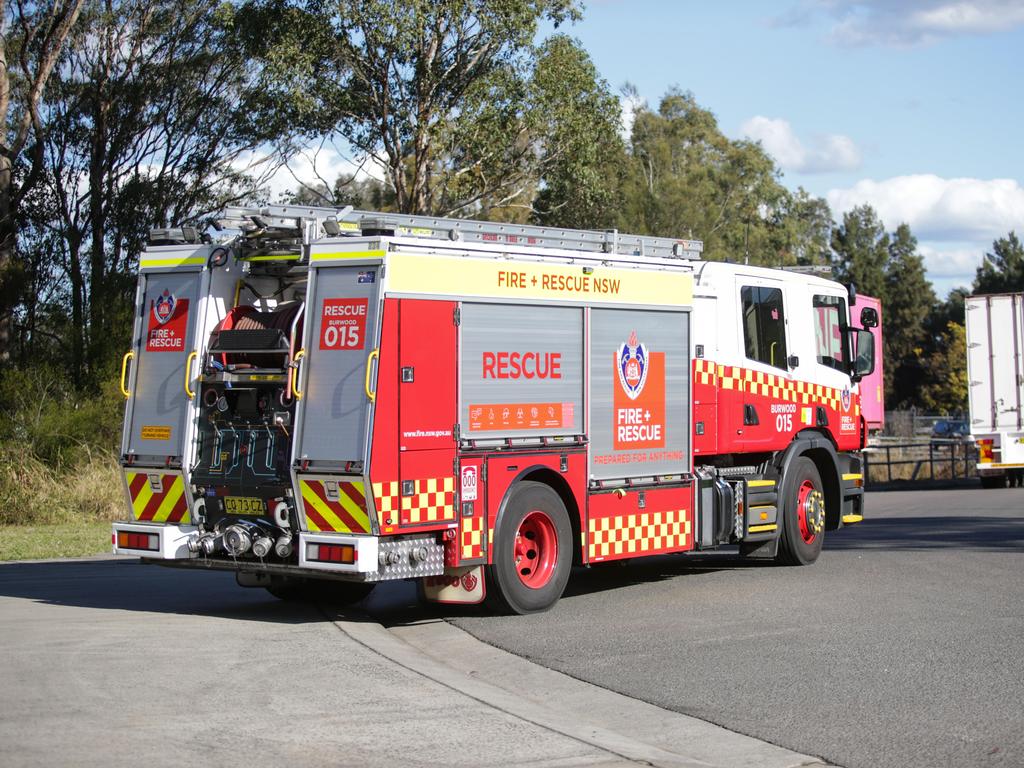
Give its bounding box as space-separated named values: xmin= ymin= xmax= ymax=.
xmin=777 ymin=457 xmax=826 ymax=566
xmin=486 ymin=481 xmax=572 ymax=615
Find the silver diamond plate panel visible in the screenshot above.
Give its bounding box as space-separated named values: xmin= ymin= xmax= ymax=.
xmin=366 ymin=536 xmax=445 ymax=582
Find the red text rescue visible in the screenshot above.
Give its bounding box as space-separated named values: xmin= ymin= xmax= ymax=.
xmin=482 ymin=351 xmax=562 ymax=379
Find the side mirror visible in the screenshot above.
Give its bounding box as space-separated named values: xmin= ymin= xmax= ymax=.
xmin=787 ymin=355 xmax=800 ymax=369
xmin=859 ymin=306 xmax=879 ymax=328
xmin=848 ymin=328 xmax=875 ymax=381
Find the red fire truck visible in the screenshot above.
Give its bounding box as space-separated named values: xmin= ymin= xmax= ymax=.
xmin=113 ymin=207 xmax=876 ymax=613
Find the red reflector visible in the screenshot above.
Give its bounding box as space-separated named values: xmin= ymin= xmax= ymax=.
xmin=117 ymin=531 xmax=159 ymax=551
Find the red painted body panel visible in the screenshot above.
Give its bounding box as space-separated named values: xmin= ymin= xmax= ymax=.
xmin=692 ymin=359 xmax=862 ymax=457
xmin=483 ymin=450 xmax=587 ymax=566
xmin=369 ymin=299 xmax=401 ymax=534
xmin=586 ymin=485 xmax=694 ymax=563
xmin=398 ymin=299 xmax=457 ymax=452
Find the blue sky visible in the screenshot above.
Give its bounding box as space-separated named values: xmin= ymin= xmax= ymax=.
xmin=271 ymin=1 xmax=1023 ymax=297
xmin=562 ymin=0 xmax=1024 ymax=296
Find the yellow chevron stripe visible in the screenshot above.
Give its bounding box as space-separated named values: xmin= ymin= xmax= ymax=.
xmin=336 ymin=484 xmax=371 ymax=533
xmin=132 ymin=478 xmax=155 ymax=519
xmin=152 ymin=477 xmax=186 ymax=523
xmin=300 ymin=482 xmax=350 ymax=533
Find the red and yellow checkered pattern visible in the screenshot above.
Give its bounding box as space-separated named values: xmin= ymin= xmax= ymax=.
xmin=588 ymin=509 xmax=691 ymax=561
xmin=713 ymin=363 xmax=855 ymax=413
xmin=461 ymin=515 xmax=485 ymax=561
xmin=694 ymin=358 xmax=718 ymax=386
xmin=374 ymin=477 xmax=456 ymax=526
xmin=125 ymin=471 xmax=190 ymax=524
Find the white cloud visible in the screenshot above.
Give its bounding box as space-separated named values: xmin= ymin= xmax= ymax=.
xmin=741 ymin=116 xmax=862 ymax=174
xmin=233 ymin=142 xmax=386 ymax=202
xmin=826 ymin=174 xmax=1024 ymax=241
xmin=918 ymin=243 xmax=982 ymax=276
xmin=774 ymin=1 xmax=1024 ymax=46
xmin=827 ymin=174 xmax=1024 ymax=293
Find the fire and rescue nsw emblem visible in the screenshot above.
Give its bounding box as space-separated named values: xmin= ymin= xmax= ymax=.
xmin=153 ymin=290 xmax=176 ymax=324
xmin=841 ymin=386 xmax=851 ymax=412
xmin=612 ymin=331 xmax=666 ymax=452
xmin=617 ymin=330 xmax=649 ymax=400
xmin=146 ymin=288 xmax=189 ymax=352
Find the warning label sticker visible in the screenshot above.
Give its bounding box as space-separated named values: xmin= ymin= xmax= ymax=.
xmin=140 ymin=425 xmax=172 ymax=441
xmin=468 ymin=402 xmax=574 ymax=432
xmin=319 ymin=298 xmax=368 ymax=351
xmin=145 ymin=291 xmax=189 ymax=353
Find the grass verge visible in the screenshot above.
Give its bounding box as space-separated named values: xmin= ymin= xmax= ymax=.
xmin=0 ymin=522 xmax=114 ymax=561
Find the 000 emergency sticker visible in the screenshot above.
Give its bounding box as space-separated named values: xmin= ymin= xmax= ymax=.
xmin=319 ymin=298 xmax=368 ymax=351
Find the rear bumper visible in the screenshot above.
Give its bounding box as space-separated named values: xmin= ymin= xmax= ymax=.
xmin=112 ymin=521 xmax=197 ymax=559
xmin=112 ymin=522 xmax=445 ymax=581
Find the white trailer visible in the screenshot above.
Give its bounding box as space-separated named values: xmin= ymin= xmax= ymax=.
xmin=965 ymin=292 xmax=1024 ymax=487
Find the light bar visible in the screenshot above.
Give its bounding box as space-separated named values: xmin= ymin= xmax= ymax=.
xmin=117 ymin=531 xmax=159 ymax=551
xmin=306 ymin=542 xmax=355 ymax=564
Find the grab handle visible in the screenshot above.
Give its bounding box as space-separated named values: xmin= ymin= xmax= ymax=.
xmin=292 ymin=349 xmax=306 ymax=400
xmin=120 ymin=351 xmax=135 ymax=398
xmin=364 ymin=349 xmax=379 ymax=403
xmin=184 ymin=351 xmax=198 ymax=399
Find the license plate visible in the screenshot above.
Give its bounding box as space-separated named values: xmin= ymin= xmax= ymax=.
xmin=224 ymin=496 xmax=265 ymax=515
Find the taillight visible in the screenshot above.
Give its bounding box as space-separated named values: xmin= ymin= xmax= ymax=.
xmin=978 ymin=439 xmax=994 ymax=463
xmin=306 ymin=542 xmax=355 ymax=564
xmin=117 ymin=531 xmax=159 ymax=551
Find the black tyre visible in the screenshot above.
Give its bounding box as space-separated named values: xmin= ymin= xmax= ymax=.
xmin=776 ymin=457 xmax=826 ymax=566
xmin=980 ymin=474 xmax=1006 ymax=489
xmin=486 ymin=481 xmax=572 ymax=615
xmin=266 ymin=576 xmax=375 ymax=606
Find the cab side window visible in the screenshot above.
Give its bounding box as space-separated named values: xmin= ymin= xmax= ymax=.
xmin=741 ymin=286 xmax=787 ymax=370
xmin=813 ymin=295 xmax=847 ymax=370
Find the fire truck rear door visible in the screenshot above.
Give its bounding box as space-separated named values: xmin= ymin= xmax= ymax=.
xmin=293 ymin=259 xmax=382 ymax=468
xmin=121 ymin=247 xmax=208 ymax=466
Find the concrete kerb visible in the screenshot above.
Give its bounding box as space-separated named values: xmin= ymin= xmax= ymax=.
xmin=331 ymin=612 xmax=831 ymax=768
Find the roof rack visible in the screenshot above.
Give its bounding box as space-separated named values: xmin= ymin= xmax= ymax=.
xmin=206 ymin=205 xmax=704 ymax=262
xmin=782 ymin=265 xmax=833 ymax=276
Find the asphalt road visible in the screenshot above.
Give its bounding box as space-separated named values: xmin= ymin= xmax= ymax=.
xmin=448 ymin=487 xmax=1024 ymax=768
xmin=0 ymin=559 xmax=618 ymax=768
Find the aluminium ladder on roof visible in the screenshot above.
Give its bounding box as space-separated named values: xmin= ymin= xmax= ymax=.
xmin=216 ymin=204 xmax=704 ymax=261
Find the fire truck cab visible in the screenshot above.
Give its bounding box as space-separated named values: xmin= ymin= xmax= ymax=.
xmin=114 ymin=206 xmax=874 ymax=613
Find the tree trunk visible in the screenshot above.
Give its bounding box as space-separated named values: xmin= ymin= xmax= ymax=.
xmin=0 ymin=155 xmax=24 ymax=365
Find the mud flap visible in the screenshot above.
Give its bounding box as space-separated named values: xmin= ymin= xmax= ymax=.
xmin=421 ymin=566 xmax=486 ymax=605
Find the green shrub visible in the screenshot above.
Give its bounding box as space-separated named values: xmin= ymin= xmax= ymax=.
xmin=0 ymin=369 xmax=125 ymax=525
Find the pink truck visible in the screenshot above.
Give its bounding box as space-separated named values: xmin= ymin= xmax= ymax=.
xmin=853 ymin=294 xmax=884 ymax=434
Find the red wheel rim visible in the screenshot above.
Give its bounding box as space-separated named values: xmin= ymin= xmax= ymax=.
xmin=513 ymin=510 xmax=558 ymax=589
xmin=796 ymin=480 xmax=825 ymax=544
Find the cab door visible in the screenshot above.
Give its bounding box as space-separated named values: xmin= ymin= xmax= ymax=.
xmin=735 ymin=276 xmax=793 ymax=453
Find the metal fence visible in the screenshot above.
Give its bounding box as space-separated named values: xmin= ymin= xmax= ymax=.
xmin=863 ymin=439 xmax=977 ymax=485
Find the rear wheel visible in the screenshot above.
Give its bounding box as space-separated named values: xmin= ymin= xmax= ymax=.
xmin=777 ymin=457 xmax=826 ymax=566
xmin=486 ymin=481 xmax=572 ymax=615
xmin=266 ymin=576 xmax=375 ymax=606
xmin=980 ymin=474 xmax=1006 ymax=489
